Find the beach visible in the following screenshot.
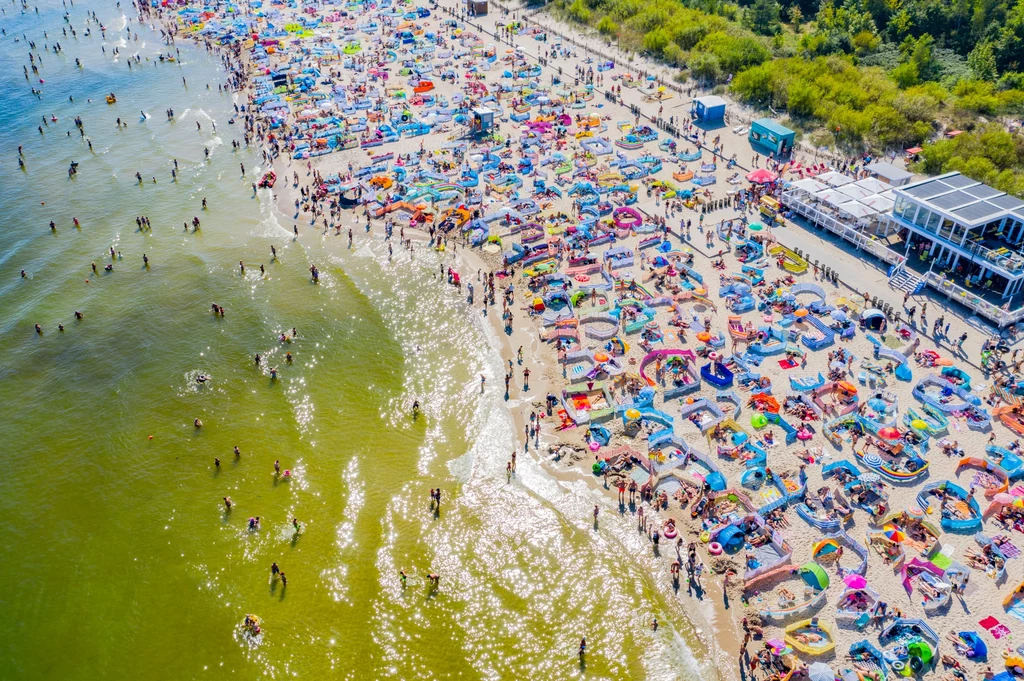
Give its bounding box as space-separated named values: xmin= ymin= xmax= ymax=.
xmin=3 ymin=0 xmax=1024 ymax=678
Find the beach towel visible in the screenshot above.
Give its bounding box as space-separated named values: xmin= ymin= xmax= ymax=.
xmin=979 ymin=616 xmax=1000 ymax=630
xmin=991 ymin=624 xmax=1011 ymax=639
xmin=778 ymin=359 xmax=798 ymax=369
xmin=1002 ymin=541 xmax=1022 ymax=559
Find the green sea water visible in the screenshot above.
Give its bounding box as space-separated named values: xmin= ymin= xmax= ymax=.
xmin=0 ymin=2 xmax=714 ymax=679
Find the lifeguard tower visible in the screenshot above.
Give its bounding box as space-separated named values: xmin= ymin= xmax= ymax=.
xmin=471 ymin=107 xmax=494 ymax=137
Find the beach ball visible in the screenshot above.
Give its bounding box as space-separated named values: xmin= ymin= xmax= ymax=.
xmin=911 ymin=419 xmax=928 ymax=430
xmin=751 ymin=413 xmax=768 ymax=429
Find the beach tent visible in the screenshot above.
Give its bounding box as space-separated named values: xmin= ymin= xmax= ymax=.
xmin=800 ymin=562 xmax=830 ymax=590
xmin=812 ymin=538 xmax=840 ymax=557
xmin=706 ymin=470 xmax=727 ymax=491
xmin=860 ymin=309 xmax=886 ymax=331
xmin=907 ymin=640 xmax=934 ymax=670
xmin=717 ymin=524 xmax=745 ymax=552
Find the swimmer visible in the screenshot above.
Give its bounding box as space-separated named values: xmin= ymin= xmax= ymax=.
xmin=285 ymin=352 xmax=292 ymax=363
xmin=35 ymin=323 xmax=42 ymax=334
xmin=234 ymin=446 xmax=241 ymax=458
xmin=196 ymin=374 xmax=208 ymax=383
xmin=223 ymin=496 xmax=232 ymax=509
xmin=269 ymin=367 xmax=277 ymax=379
xmin=58 ymin=324 xmax=64 ymax=332
xmin=194 ymin=418 xmax=202 ymax=428
xmin=292 ymin=518 xmax=300 ymax=532
xmin=274 ymin=460 xmax=280 ymax=475
xmin=74 ymin=311 xmax=83 ymax=320
xmin=214 ymin=457 xmax=220 ymax=468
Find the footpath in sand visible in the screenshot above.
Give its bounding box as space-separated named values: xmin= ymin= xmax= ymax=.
xmin=173 ymin=0 xmax=1024 ymax=679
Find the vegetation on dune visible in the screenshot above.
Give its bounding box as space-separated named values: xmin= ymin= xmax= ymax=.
xmin=549 ymin=0 xmax=1024 ymax=193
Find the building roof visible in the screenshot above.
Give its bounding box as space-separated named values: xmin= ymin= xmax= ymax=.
xmin=752 ymin=118 xmax=794 ymax=137
xmin=895 ymin=172 xmax=1022 ymax=227
xmin=694 ymin=95 xmax=726 ymax=108
xmin=863 ymin=161 xmax=912 ymax=184
xmin=785 ymin=174 xmax=894 ymax=222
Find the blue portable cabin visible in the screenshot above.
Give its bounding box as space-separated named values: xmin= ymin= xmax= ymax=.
xmin=749 ymin=118 xmax=795 ymax=157
xmin=692 ymin=95 xmax=726 ymax=124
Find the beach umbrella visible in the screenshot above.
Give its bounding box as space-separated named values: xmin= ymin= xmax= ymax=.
xmin=994 ymin=492 xmax=1016 ymax=505
xmin=859 ymin=472 xmax=881 ymax=483
xmin=746 ymin=169 xmax=777 ymax=184
xmin=748 ymin=222 xmax=765 ymax=232
xmin=1013 ymin=497 xmax=1024 ymax=508
xmin=809 ymin=662 xmax=835 ymax=681
xmin=830 ymin=310 xmax=848 ymax=323
xmin=799 ymin=562 xmax=830 ymax=590
xmin=906 ymin=505 xmax=925 ymax=518
xmin=883 ymin=524 xmax=906 ymax=542
xmin=869 ymin=398 xmax=889 ymax=412
xmin=794 ymin=309 xmax=809 ymax=318
xmin=843 ymin=574 xmax=868 ymax=589
xmin=910 ymin=419 xmax=928 ymax=430
xmin=830 ymin=360 xmax=845 ymax=371
xmin=878 ymin=427 xmax=901 ymax=440
xmin=863 ymin=453 xmax=883 ymax=467
xmin=625 ymin=408 xmax=641 ymax=420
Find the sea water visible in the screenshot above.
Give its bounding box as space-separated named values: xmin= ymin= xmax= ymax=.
xmin=0 ymin=2 xmax=713 ymax=678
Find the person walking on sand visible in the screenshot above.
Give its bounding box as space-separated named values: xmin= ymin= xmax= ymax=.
xmin=523 ymin=367 xmax=530 ymax=391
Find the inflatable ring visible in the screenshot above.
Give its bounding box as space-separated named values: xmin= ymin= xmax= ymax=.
xmin=401 ymin=114 xmax=410 ymax=122
xmin=575 ymin=275 xmax=590 ymax=282
xmin=598 ymin=298 xmax=607 ymax=305
xmin=664 ymin=526 xmax=677 ymax=539
xmin=891 ymin=662 xmax=905 ymax=672
xmin=708 ymin=542 xmax=723 ymax=555
xmin=700 ymin=530 xmax=710 ymax=543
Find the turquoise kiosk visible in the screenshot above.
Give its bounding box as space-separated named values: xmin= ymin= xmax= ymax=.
xmin=749 ymin=118 xmax=795 ymax=157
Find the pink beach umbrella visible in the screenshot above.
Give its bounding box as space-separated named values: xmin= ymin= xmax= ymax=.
xmin=995 ymin=492 xmax=1016 ymax=505
xmin=843 ymin=574 xmax=868 ymax=589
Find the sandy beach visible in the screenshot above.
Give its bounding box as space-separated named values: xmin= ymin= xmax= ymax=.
xmin=154 ymin=0 xmax=1024 ymax=678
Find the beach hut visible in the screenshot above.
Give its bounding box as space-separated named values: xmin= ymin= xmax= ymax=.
xmin=692 ymin=95 xmax=726 ymax=124
xmin=471 ymin=107 xmax=494 ymax=136
xmin=749 ymin=119 xmax=795 ymax=157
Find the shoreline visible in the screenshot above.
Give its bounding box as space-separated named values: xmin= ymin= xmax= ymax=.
xmin=156 ymin=1 xmax=1024 ymax=679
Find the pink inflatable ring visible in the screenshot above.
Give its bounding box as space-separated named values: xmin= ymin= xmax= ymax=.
xmin=708 ymin=542 xmax=723 ymax=555
xmin=664 ymin=525 xmax=677 ymax=539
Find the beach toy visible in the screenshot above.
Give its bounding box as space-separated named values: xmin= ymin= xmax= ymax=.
xmin=911 ymin=419 xmax=928 ymax=430
xmin=625 ymin=408 xmax=641 ymax=420
xmin=797 ymin=427 xmax=813 ymax=441
xmin=589 ymin=441 xmax=600 ymax=452
xmin=708 ymin=352 xmax=720 ymax=361
xmin=592 ymin=462 xmax=603 ymax=474
xmin=686 ymin=397 xmax=695 ymax=404
xmin=700 ymin=530 xmax=711 ymax=543
xmin=751 ymin=413 xmax=768 ymax=429
xmin=664 ymin=525 xmax=677 ymax=539
xmin=708 ymin=542 xmax=723 ymax=555
xmin=697 ymin=331 xmax=711 ymax=342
